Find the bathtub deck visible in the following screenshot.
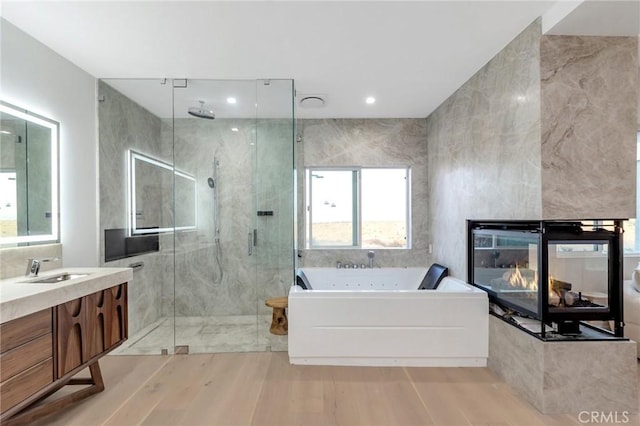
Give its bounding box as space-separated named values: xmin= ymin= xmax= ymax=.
xmin=29 ymin=352 xmax=639 ymax=425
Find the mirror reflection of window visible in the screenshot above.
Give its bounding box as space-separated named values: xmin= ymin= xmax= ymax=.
xmin=0 ymin=172 xmax=17 ymax=238
xmin=0 ymin=101 xmax=58 ymax=246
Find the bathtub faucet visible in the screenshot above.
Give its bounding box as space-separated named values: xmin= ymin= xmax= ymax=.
xmin=367 ymin=251 xmax=375 ymax=268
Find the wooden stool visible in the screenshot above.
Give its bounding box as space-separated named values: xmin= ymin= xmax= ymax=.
xmin=265 ymin=297 xmax=288 ymax=335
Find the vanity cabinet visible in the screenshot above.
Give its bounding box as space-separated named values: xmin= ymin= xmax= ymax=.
xmin=0 ymin=309 xmax=54 ymax=414
xmin=57 ymin=283 xmax=128 ymax=376
xmin=0 ymin=282 xmax=128 ymax=425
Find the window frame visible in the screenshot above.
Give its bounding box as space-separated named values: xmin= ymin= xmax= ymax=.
xmin=305 ymin=166 xmax=411 ymax=250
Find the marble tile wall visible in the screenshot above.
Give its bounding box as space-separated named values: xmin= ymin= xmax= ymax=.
xmin=426 ymin=20 xmax=543 ymax=278
xmin=488 ymin=316 xmax=544 ymax=411
xmin=169 ymin=118 xmax=294 ymax=317
xmin=296 ymin=118 xmax=429 ymax=268
xmin=489 ymin=316 xmax=638 ymax=414
xmin=541 ymin=35 xmax=638 ymax=219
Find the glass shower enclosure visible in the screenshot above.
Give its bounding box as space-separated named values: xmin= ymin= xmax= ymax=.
xmin=98 ymin=78 xmax=295 ymax=354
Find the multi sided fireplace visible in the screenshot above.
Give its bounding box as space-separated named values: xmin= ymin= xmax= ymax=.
xmin=467 ymin=220 xmax=624 ymax=340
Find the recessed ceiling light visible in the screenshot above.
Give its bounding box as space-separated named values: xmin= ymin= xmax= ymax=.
xmin=231 ymin=127 xmax=239 ymax=132
xmin=227 ymin=97 xmax=237 ymax=104
xmin=366 ymin=97 xmax=376 ymax=104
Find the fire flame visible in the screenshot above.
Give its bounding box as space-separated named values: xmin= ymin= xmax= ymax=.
xmin=507 ymin=265 xmax=538 ymax=291
xmin=506 ymin=265 xmax=560 ymax=306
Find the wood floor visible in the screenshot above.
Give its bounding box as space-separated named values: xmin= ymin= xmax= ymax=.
xmin=29 ymin=352 xmax=639 ymax=426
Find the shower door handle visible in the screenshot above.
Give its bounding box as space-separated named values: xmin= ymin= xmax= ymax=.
xmin=248 ymin=232 xmax=253 ymax=256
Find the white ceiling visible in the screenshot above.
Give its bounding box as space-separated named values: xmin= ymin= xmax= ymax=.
xmin=1 ymin=1 xmax=638 ymax=119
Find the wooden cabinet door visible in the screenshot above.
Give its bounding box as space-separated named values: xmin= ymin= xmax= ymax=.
xmin=84 ymin=290 xmax=107 ymax=360
xmin=57 ymin=283 xmax=128 ymax=378
xmin=106 ymin=283 xmax=128 ymax=349
xmin=84 ymin=283 xmax=128 ymax=359
xmin=56 ymin=298 xmax=84 ymax=377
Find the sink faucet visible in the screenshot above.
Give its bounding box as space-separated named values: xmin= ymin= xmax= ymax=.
xmin=25 ymin=257 xmax=60 ymax=277
xmin=367 ymin=251 xmax=375 ymax=268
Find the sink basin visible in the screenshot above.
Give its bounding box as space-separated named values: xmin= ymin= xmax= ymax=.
xmin=24 ymin=273 xmax=90 ymax=284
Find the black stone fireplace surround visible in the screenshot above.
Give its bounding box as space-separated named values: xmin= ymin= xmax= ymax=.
xmin=467 ymin=220 xmax=626 ymax=341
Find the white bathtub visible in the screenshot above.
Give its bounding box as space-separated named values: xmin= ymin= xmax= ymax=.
xmin=288 ymin=267 xmax=488 ymax=367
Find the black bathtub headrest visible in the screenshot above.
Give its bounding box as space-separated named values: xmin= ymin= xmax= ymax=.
xmin=419 ymin=263 xmax=449 ymax=290
xmin=296 ymin=269 xmax=311 ymax=290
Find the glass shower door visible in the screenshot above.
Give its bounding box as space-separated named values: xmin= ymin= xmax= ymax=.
xmin=172 ymin=79 xmax=260 ymax=353
xmin=255 ymin=79 xmax=295 ymax=352
xmin=171 ymin=79 xmax=294 ymax=354
xmin=98 ymin=78 xmax=177 ymax=355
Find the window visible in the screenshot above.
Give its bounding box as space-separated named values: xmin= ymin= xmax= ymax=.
xmin=305 ymin=167 xmax=410 ymax=249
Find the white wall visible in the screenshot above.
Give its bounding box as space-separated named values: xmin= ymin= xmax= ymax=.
xmin=0 ymin=19 xmax=99 ymax=267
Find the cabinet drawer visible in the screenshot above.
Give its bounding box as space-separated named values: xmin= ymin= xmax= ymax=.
xmin=0 ymin=357 xmax=53 ymax=413
xmin=0 ymin=333 xmax=53 ymax=382
xmin=0 ymin=309 xmax=52 ymax=354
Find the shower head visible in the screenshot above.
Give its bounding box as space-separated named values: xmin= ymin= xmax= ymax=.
xmin=207 ymin=177 xmax=215 ymax=189
xmin=188 ymin=101 xmax=215 ymax=120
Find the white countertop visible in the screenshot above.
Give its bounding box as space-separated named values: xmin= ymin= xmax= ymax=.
xmin=0 ymin=267 xmax=133 ymax=324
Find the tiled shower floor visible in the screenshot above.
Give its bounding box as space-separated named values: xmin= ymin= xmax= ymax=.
xmin=112 ymin=315 xmax=288 ymax=355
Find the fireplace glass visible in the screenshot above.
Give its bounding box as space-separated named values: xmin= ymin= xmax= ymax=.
xmin=468 ymin=220 xmax=624 ymax=340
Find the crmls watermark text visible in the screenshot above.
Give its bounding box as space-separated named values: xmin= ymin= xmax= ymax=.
xmin=578 ymin=411 xmax=630 ymax=424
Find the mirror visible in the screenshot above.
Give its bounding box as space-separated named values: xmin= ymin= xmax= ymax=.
xmin=128 ymin=150 xmax=196 ymax=234
xmin=0 ymin=101 xmax=59 ymax=246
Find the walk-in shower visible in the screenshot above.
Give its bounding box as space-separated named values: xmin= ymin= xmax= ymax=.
xmin=98 ymin=78 xmax=295 ymax=355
